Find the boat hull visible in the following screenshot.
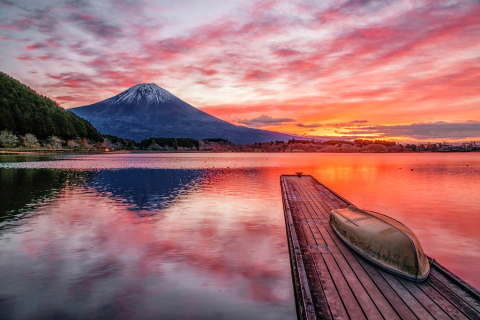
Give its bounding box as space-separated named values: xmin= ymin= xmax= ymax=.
xmin=330 ymin=205 xmax=430 ymax=282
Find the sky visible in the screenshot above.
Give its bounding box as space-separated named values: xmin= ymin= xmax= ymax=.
xmin=0 ymin=0 xmax=479 ymax=143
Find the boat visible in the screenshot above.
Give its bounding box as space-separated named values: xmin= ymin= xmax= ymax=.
xmin=330 ymin=205 xmax=430 ymax=282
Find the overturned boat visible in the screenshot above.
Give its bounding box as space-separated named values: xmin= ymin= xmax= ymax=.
xmin=330 ymin=205 xmax=430 ymax=282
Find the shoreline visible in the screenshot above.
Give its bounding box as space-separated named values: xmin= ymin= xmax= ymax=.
xmin=1 ymin=149 xmax=479 ymax=155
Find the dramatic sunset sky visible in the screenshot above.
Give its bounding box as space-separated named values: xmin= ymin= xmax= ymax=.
xmin=1 ymin=0 xmax=479 ymax=142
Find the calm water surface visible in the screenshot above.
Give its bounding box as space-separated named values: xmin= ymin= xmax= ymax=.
xmin=0 ymin=153 xmax=479 ymax=319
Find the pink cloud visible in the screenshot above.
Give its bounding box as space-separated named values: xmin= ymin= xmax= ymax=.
xmin=36 ymin=55 xmax=53 ymax=60
xmin=68 ymin=13 xmax=123 ymax=41
xmin=16 ymin=54 xmax=34 ymax=61
xmin=47 ymin=72 xmax=94 ymax=88
xmin=181 ymin=66 xmax=218 ymax=76
xmin=243 ymin=69 xmax=275 ymax=82
xmin=270 ymin=47 xmax=302 ymax=57
xmin=0 ymin=24 xmax=21 ymax=30
xmin=76 ymin=14 xmax=95 ymax=21
xmin=26 ymin=43 xmax=47 ymax=50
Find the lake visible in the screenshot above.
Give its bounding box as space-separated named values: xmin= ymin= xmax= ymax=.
xmin=0 ymin=153 xmax=479 ymax=319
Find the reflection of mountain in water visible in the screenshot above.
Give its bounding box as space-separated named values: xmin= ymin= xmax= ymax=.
xmin=88 ymin=169 xmax=207 ymax=213
xmin=0 ymin=169 xmax=88 ymax=229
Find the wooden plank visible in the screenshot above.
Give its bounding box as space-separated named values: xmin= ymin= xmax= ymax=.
xmin=301 ymin=216 xmax=350 ymax=317
xmin=310 ymin=250 xmax=350 ymax=319
xmin=399 ymin=278 xmax=453 ymax=320
xmin=414 ymin=280 xmax=470 ymax=320
xmin=294 ymin=179 xmax=382 ymax=320
xmin=303 ymin=178 xmax=445 ymax=319
xmin=316 ymin=226 xmax=397 ymax=320
xmin=303 ymin=252 xmax=336 ymax=319
xmin=281 ymin=175 xmax=480 ymax=320
xmin=295 ymin=177 xmax=430 ymax=319
xmin=296 ymin=178 xmax=403 ymax=319
xmin=296 ymin=180 xmax=405 ymax=320
xmin=351 ymin=253 xmax=420 ymax=320
xmin=284 ymin=179 xmax=345 ymax=320
xmin=281 ymin=178 xmax=317 ymax=320
xmin=427 ymin=275 xmax=480 ymax=320
xmin=310 ymin=212 xmax=417 ymax=319
xmin=284 ymin=177 xmax=339 ymax=320
xmin=431 ymin=262 xmax=480 ymax=311
xmin=377 ymin=269 xmax=436 ymax=320
xmin=290 ymin=178 xmax=358 ymax=319
xmin=305 ymin=176 xmax=426 ymax=319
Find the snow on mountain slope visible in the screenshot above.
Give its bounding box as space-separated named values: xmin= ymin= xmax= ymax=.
xmin=108 ymin=83 xmax=175 ymax=105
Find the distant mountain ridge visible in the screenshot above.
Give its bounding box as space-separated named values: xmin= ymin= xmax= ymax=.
xmin=70 ymin=83 xmax=292 ymax=144
xmin=0 ymin=72 xmax=102 ymax=141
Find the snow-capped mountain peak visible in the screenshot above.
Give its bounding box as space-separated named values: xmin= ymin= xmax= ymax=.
xmin=113 ymin=83 xmax=176 ymax=104
xmin=70 ymin=82 xmax=291 ymax=144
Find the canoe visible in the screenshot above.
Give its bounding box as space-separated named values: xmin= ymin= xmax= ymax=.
xmin=330 ymin=205 xmax=430 ymax=282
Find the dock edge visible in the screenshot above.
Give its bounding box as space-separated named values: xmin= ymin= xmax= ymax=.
xmin=281 ymin=175 xmax=317 ymax=320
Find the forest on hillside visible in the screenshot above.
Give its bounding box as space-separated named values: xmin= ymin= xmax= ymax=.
xmin=0 ymin=72 xmax=103 ymax=142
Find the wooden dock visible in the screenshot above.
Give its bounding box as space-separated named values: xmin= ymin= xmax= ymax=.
xmin=281 ymin=175 xmax=480 ymax=320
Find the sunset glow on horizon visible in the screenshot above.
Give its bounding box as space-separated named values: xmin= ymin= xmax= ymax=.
xmin=1 ymin=0 xmax=479 ymax=142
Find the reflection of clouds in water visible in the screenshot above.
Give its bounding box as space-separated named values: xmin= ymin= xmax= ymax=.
xmin=0 ymin=168 xmax=295 ymax=319
xmin=0 ymin=168 xmax=90 ymax=231
xmin=87 ymin=169 xmax=208 ymax=213
xmin=2 ymin=152 xmax=478 ymax=317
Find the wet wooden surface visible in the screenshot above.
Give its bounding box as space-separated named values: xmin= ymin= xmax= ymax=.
xmin=281 ymin=175 xmax=480 ymax=320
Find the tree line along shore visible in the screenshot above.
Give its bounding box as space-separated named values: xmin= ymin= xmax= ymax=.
xmin=2 ymin=133 xmax=477 ymax=153
xmin=0 ymin=131 xmax=228 ymax=152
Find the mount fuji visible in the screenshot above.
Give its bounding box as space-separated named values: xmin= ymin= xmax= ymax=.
xmin=70 ymin=83 xmax=292 ymax=144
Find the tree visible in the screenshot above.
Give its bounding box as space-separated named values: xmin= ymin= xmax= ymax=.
xmin=78 ymin=138 xmax=90 ymax=149
xmin=23 ymin=133 xmax=40 ymax=148
xmin=67 ymin=140 xmax=80 ymax=149
xmin=364 ymin=144 xmax=388 ymax=152
xmin=47 ymin=135 xmax=63 ymax=149
xmin=0 ymin=130 xmax=19 ymax=148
